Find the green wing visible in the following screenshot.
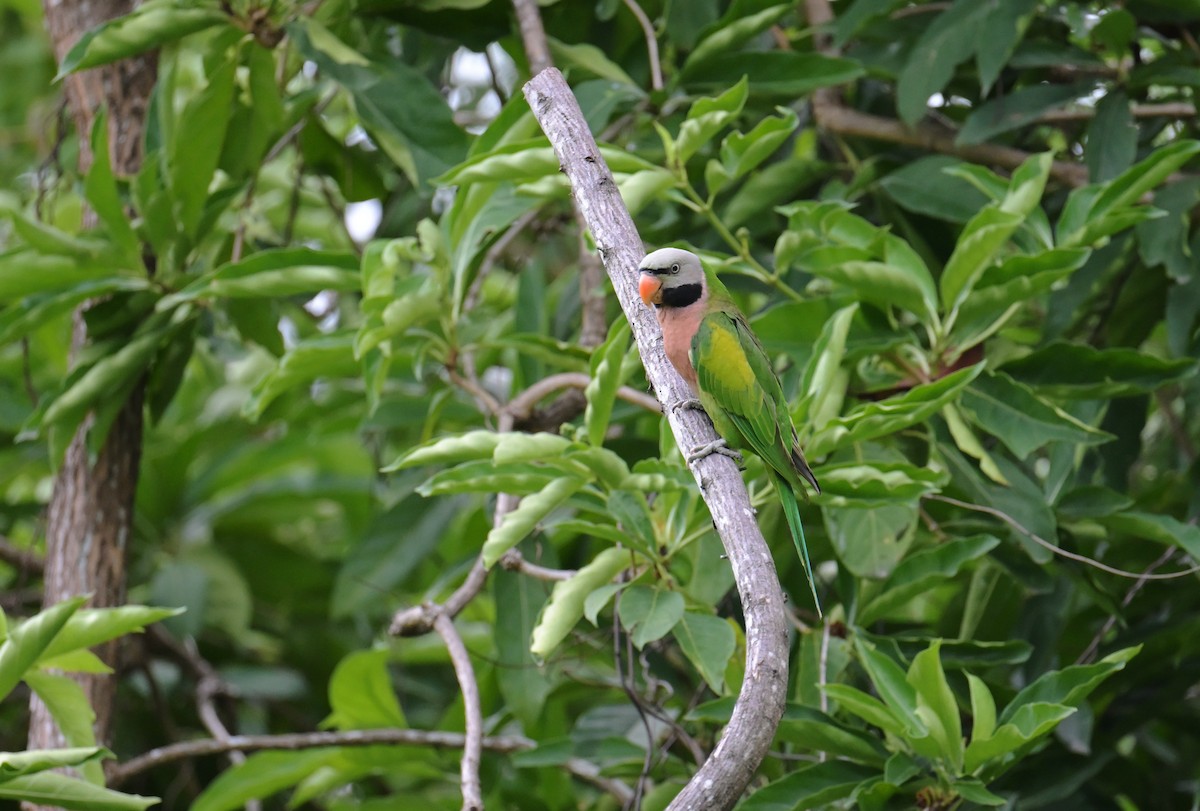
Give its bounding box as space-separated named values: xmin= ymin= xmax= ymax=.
xmin=692 ymin=309 xmax=795 ymax=480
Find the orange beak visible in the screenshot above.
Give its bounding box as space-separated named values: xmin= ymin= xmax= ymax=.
xmin=638 ymin=271 xmax=663 ymax=306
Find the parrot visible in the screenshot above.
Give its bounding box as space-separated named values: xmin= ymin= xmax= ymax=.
xmin=637 ymin=247 xmax=823 ymax=615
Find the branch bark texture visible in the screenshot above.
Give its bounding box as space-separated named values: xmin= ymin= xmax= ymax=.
xmin=523 ymin=68 xmax=789 ymax=811
xmin=30 ymin=0 xmax=157 ymax=783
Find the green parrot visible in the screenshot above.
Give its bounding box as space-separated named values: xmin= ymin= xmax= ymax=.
xmin=638 ymin=247 xmax=822 ymax=614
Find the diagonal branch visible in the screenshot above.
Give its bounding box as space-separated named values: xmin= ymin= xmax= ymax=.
xmin=524 ymin=67 xmax=790 ymax=811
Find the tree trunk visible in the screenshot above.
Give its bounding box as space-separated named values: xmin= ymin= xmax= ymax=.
xmin=27 ymin=0 xmax=156 ymax=788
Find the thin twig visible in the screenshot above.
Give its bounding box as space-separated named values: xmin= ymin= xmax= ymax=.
xmin=511 ymin=0 xmax=553 ymax=76
xmin=499 ymin=549 xmax=576 ymax=581
xmin=434 ymin=611 xmax=484 ymax=811
xmin=1036 ymin=102 xmax=1196 ymax=125
xmin=614 ymin=588 xmax=655 ymax=811
xmin=621 ymin=0 xmax=663 ymax=91
xmin=108 ymin=728 xmax=536 ymax=787
xmin=812 ymin=100 xmax=1092 ymax=187
xmin=0 ymin=536 xmax=45 ymax=574
xmin=927 ymin=495 xmax=1200 ymax=581
xmin=463 ymin=208 xmax=543 ymax=315
xmin=506 ymin=371 xmax=660 ymax=419
xmin=1076 ymin=547 xmax=1177 ymax=665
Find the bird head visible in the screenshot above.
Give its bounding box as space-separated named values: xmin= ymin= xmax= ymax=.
xmin=638 ymin=248 xmax=705 ymax=308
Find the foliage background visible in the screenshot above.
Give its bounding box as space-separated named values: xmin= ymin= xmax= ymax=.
xmin=1 ymin=0 xmax=1199 ymax=808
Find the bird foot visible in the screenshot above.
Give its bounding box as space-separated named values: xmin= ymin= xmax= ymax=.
xmin=686 ymin=438 xmax=744 ymax=468
xmin=671 ymin=398 xmax=704 ymax=416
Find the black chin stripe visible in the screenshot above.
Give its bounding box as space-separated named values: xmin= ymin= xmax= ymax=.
xmin=660 ymin=283 xmax=702 ymax=308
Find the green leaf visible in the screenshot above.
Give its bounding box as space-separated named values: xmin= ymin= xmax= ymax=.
xmin=717 ymin=107 xmax=799 ymax=185
xmin=825 ymin=502 xmax=917 ymax=580
xmin=960 ymin=372 xmax=1114 ymax=457
xmin=967 ymin=673 xmax=997 ymax=744
xmin=796 ymin=303 xmax=857 ymax=428
xmin=37 ymin=605 xmax=181 ymax=663
xmin=957 ymin=83 xmax=1087 ymax=145
xmin=896 ymin=0 xmax=994 ymax=125
xmin=418 ymin=461 xmax=560 ymax=497
xmin=951 ymin=248 xmax=1091 ymax=352
xmin=481 ymin=477 xmax=585 ymax=568
xmin=530 ymin=547 xmax=631 ymax=659
xmin=1000 ymin=343 xmax=1196 ymax=398
xmin=1058 ymin=140 xmax=1200 ymax=246
xmin=547 ymin=37 xmax=638 ymax=86
xmin=291 ymin=19 xmax=468 ymax=184
xmin=810 ymin=364 xmax=984 ymax=457
xmin=853 ymin=636 xmax=925 ymax=737
xmin=605 ymin=490 xmax=657 ymax=557
xmin=675 ymin=78 xmax=749 ymax=165
xmin=384 ymin=430 xmax=503 ymax=471
xmin=0 ymin=252 xmax=122 ymax=301
xmin=0 ymin=596 xmax=87 ymax=702
xmin=955 ymin=779 xmax=1007 ymax=806
xmin=803 ymin=254 xmax=938 ymax=325
xmin=880 ymin=156 xmax=991 ymax=223
xmin=168 ymin=51 xmax=236 ymax=238
xmin=940 ymin=206 xmax=1024 ymax=314
xmin=585 ymin=320 xmax=632 ymax=447
xmin=975 ymin=0 xmax=1038 ymax=93
xmin=493 ymin=432 xmax=578 ymax=466
xmin=191 ymin=750 xmax=338 ymax=811
xmin=1103 ymin=512 xmax=1200 ymax=559
xmin=816 ymin=461 xmax=946 ymax=508
xmin=162 ymin=248 xmax=360 ymax=305
xmin=0 ymin=772 xmax=158 ymax=810
xmin=0 ymin=277 xmax=150 ymax=346
xmin=907 ymin=640 xmax=963 ymax=770
xmin=775 ymin=707 xmax=890 ymax=765
xmin=0 ymin=748 xmax=106 ymax=780
xmin=618 ymin=585 xmax=684 ymax=648
xmin=1086 ymin=91 xmax=1138 ymax=183
xmin=325 ymin=649 xmax=406 ymax=729
xmin=822 ymin=683 xmax=906 ymax=738
xmin=858 ymin=535 xmax=999 ymax=625
xmin=672 ymin=612 xmax=735 ymax=694
xmin=963 ymin=702 xmax=1075 ymax=773
xmin=83 ymin=113 xmax=138 ymax=258
xmin=494 ymin=568 xmax=552 ymax=728
xmin=683 ymin=52 xmax=864 ymax=98
xmin=57 ymin=0 xmax=228 ymax=76
xmin=243 ymin=334 xmax=358 ymax=421
xmin=998 ymin=646 xmax=1139 ymax=726
xmin=683 ymin=4 xmax=791 ymax=70
xmin=23 ymin=672 xmax=100 ymax=783
xmin=736 ymin=760 xmax=877 ymax=810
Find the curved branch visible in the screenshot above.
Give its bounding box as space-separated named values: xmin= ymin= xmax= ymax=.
xmin=621 ymin=0 xmax=663 ymax=91
xmin=434 ymin=611 xmax=483 ymax=811
xmin=523 ymin=68 xmax=790 ymax=811
xmin=108 ymin=729 xmax=534 ymax=787
xmin=506 ymin=371 xmax=661 ymax=419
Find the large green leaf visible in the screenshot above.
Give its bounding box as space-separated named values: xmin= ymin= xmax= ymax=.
xmin=960 ymin=372 xmax=1114 ymax=457
xmin=1000 ymin=344 xmax=1196 ymax=398
xmin=736 ymin=759 xmax=877 ymax=810
xmin=291 ymin=20 xmax=468 ymax=184
xmin=672 ymin=612 xmax=736 ymax=694
xmin=57 ymin=0 xmax=228 ymax=76
xmin=617 ymin=585 xmax=684 ymax=648
xmin=0 ymin=772 xmax=157 ymax=810
xmin=0 ymin=596 xmax=87 ymax=702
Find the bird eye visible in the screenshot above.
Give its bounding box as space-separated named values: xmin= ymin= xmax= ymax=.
xmin=670 ymin=263 xmax=680 ymax=274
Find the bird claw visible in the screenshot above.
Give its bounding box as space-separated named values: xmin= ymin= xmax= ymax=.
xmin=671 ymin=398 xmax=704 ymax=416
xmin=686 ymin=438 xmax=744 ymax=468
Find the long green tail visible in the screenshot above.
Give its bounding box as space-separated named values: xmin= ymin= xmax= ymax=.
xmin=774 ymin=472 xmax=822 ymax=617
